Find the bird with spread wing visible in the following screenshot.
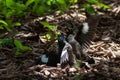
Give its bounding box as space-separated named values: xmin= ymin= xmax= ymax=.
xmin=60 ymin=22 xmax=94 ymax=67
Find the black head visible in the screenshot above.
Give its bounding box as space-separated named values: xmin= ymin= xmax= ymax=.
xmin=58 ymin=34 xmax=66 ymax=43
xmin=58 ymin=33 xmax=66 ymax=48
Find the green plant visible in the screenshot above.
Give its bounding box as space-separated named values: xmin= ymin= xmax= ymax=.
xmin=0 ymin=20 xmax=12 ymax=32
xmin=0 ymin=0 xmax=110 ymax=56
xmin=0 ymin=38 xmax=32 ymax=55
xmin=40 ymin=21 xmax=56 ymax=31
xmin=0 ymin=0 xmax=23 ymax=32
xmin=74 ymin=74 xmax=81 ymax=80
xmin=0 ymin=20 xmax=21 ymax=32
xmin=0 ymin=0 xmax=110 ymax=32
xmin=14 ymin=39 xmax=32 ymax=55
xmin=46 ymin=33 xmax=51 ymax=40
xmin=0 ymin=38 xmax=14 ymax=48
xmin=0 ymin=0 xmax=78 ymax=32
xmin=82 ymin=0 xmax=110 ymax=14
xmin=25 ymin=0 xmax=78 ymax=15
xmin=74 ymin=60 xmax=82 ymax=68
xmin=0 ymin=0 xmax=26 ymax=19
xmin=40 ymin=21 xmax=61 ymax=40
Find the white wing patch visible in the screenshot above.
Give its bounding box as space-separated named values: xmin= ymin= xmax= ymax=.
xmin=60 ymin=44 xmax=69 ymax=64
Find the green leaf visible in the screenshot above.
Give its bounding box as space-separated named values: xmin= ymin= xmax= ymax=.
xmin=0 ymin=20 xmax=8 ymax=26
xmin=86 ymin=0 xmax=110 ymax=9
xmin=87 ymin=6 xmax=95 ymax=14
xmin=15 ymin=51 xmax=22 ymax=56
xmin=0 ymin=38 xmax=13 ymax=44
xmin=33 ymin=0 xmax=40 ymax=11
xmin=6 ymin=10 xmax=15 ymax=18
xmin=96 ymin=3 xmax=110 ymax=9
xmin=37 ymin=5 xmax=45 ymax=15
xmin=74 ymin=74 xmax=81 ymax=80
xmin=74 ymin=60 xmax=82 ymax=68
xmin=6 ymin=0 xmax=15 ymax=9
xmin=14 ymin=39 xmax=23 ymax=50
xmin=86 ymin=0 xmax=99 ymax=4
xmin=13 ymin=22 xmax=21 ymax=26
xmin=14 ymin=39 xmax=32 ymax=51
xmin=16 ymin=3 xmax=26 ymax=10
xmin=0 ymin=20 xmax=12 ymax=32
xmin=74 ymin=62 xmax=80 ymax=68
xmin=21 ymin=46 xmax=32 ymax=51
xmin=0 ymin=26 xmax=4 ymax=29
xmin=40 ymin=22 xmax=56 ymax=31
xmin=25 ymin=0 xmax=35 ymax=7
xmin=82 ymin=4 xmax=95 ymax=14
xmin=70 ymin=0 xmax=78 ymax=3
xmin=46 ymin=33 xmax=51 ymax=40
xmin=55 ymin=31 xmax=60 ymax=38
xmin=47 ymin=0 xmax=52 ymax=5
xmin=57 ymin=0 xmax=65 ymax=4
xmin=0 ymin=38 xmax=13 ymax=47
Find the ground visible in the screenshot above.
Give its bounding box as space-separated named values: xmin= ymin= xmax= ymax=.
xmin=0 ymin=0 xmax=120 ymax=80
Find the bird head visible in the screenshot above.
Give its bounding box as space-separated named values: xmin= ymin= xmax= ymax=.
xmin=67 ymin=34 xmax=75 ymax=42
xmin=58 ymin=34 xmax=66 ymax=43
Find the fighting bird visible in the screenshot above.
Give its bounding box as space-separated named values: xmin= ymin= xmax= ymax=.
xmin=36 ymin=22 xmax=94 ymax=67
xmin=36 ymin=34 xmax=66 ymax=67
xmin=60 ymin=34 xmax=90 ymax=67
xmin=60 ymin=37 xmax=76 ymax=67
xmin=65 ymin=22 xmax=91 ymax=50
xmin=75 ymin=22 xmax=91 ymax=50
xmin=60 ymin=22 xmax=94 ymax=67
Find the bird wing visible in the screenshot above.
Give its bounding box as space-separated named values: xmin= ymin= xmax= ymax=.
xmin=75 ymin=23 xmax=91 ymax=50
xmin=60 ymin=42 xmax=72 ymax=64
xmin=60 ymin=47 xmax=69 ymax=64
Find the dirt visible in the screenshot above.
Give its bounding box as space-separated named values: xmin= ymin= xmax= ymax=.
xmin=0 ymin=0 xmax=120 ymax=80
